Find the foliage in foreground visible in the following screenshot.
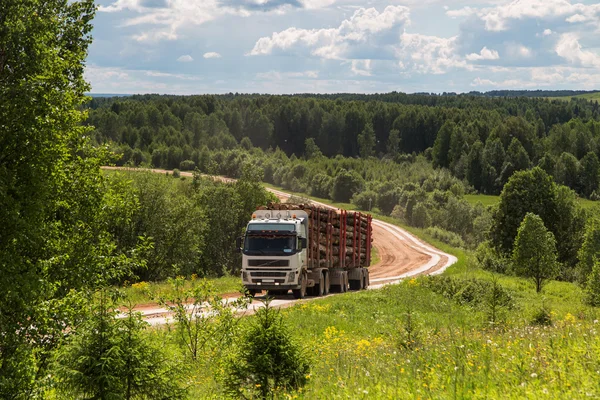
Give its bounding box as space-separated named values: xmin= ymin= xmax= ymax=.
xmin=53 ymin=289 xmax=187 ymax=399
xmin=222 ymin=299 xmax=310 ymax=399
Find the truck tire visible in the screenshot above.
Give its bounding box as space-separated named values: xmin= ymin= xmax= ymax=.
xmin=314 ymin=272 xmax=325 ymax=297
xmin=292 ymin=273 xmax=307 ymax=299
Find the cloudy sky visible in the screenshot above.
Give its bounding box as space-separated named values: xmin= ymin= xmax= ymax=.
xmin=87 ymin=0 xmax=600 ymax=94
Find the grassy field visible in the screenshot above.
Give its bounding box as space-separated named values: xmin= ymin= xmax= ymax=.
xmin=545 ymin=92 xmax=600 ymax=102
xmin=184 ymin=266 xmax=598 ymax=399
xmin=465 ymin=193 xmax=599 ymax=210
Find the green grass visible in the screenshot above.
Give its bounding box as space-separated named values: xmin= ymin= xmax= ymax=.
xmin=465 ymin=193 xmax=599 ymax=210
xmin=121 ymin=275 xmax=242 ymax=305
xmin=185 ymin=269 xmax=598 ymax=399
xmin=544 ymin=92 xmax=600 ymax=102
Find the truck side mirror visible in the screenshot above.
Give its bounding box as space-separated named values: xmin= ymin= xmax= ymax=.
xmin=300 ymin=237 xmax=307 ymax=249
xmin=236 ymin=236 xmax=243 ymax=252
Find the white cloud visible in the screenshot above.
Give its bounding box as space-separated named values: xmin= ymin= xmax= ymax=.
xmin=466 ymin=46 xmax=500 ymax=61
xmin=351 ymin=59 xmax=372 ymax=76
xmin=203 ymin=52 xmax=222 ymax=59
xmin=299 ymin=0 xmax=337 ymax=9
xmin=249 ymin=6 xmax=410 ymax=59
xmin=447 ymin=0 xmax=600 ymax=31
xmin=447 ymin=6 xmax=477 ymax=18
xmin=543 ymin=29 xmax=553 ymax=36
xmin=98 ymin=0 xmax=145 ymax=13
xmin=397 ymin=33 xmax=466 ymax=74
xmin=256 ymin=70 xmax=320 ymax=80
xmin=556 ymin=33 xmax=600 ymax=67
xmin=177 ymin=54 xmax=194 ymax=62
xmin=101 ymin=0 xmax=231 ymax=42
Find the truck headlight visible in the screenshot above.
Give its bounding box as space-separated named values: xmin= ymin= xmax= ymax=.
xmin=242 ymin=272 xmax=248 ymax=282
xmin=287 ymin=271 xmax=295 ymax=282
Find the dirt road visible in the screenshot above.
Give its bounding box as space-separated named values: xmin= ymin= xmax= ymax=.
xmin=103 ymin=167 xmax=457 ymax=324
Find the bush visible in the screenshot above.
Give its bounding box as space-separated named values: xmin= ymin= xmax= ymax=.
xmin=179 ymin=159 xmax=196 ymax=171
xmin=172 ymin=168 xmax=181 ymax=178
xmin=53 ymin=290 xmax=187 ymax=399
xmin=425 ymin=226 xmax=465 ymax=248
xmin=351 ymin=190 xmax=377 ymax=211
xmin=585 ymin=259 xmax=600 ymax=307
xmin=475 ymin=241 xmax=508 ymax=274
xmin=310 ymin=173 xmax=333 ymax=199
xmin=422 ymin=276 xmax=513 ymax=310
xmin=411 ymin=203 xmax=431 ymax=228
xmin=377 ymin=189 xmax=399 ymax=215
xmin=330 ymin=169 xmax=364 ymax=203
xmin=222 ymin=299 xmax=309 ymax=399
xmin=530 ymin=303 xmax=553 ymax=326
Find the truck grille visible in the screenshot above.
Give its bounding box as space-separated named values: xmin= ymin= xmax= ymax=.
xmin=248 ymin=259 xmax=290 ymax=267
xmin=250 ymin=271 xmax=288 ymax=278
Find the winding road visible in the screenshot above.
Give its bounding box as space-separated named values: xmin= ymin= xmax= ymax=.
xmin=102 ymin=167 xmax=457 ymax=324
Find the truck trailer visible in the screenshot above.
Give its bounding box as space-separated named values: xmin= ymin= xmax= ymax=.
xmin=238 ymin=203 xmax=372 ymax=299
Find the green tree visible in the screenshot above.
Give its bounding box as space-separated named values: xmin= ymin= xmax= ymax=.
xmin=432 ymin=121 xmax=453 ymax=169
xmin=387 ymin=128 xmax=400 ymax=155
xmin=304 ymin=137 xmax=323 ymax=159
xmin=358 ymin=123 xmax=376 ymax=158
xmin=223 ymin=299 xmax=309 ymax=399
xmin=512 ymin=213 xmax=559 ymax=293
xmin=54 ymin=290 xmax=187 ymax=399
xmin=579 ymin=152 xmax=600 ymax=198
xmin=330 ymin=169 xmax=365 ymax=203
xmin=491 ymin=168 xmax=558 ymax=256
xmin=0 ymin=0 xmax=128 ymax=396
xmin=585 ymin=259 xmax=600 ymax=307
xmin=578 ymin=217 xmax=600 ymax=279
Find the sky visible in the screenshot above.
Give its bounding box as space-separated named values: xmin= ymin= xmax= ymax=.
xmin=87 ymin=0 xmax=600 ymax=94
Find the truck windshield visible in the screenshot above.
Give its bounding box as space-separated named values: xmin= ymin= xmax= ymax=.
xmin=243 ymin=235 xmax=296 ymax=255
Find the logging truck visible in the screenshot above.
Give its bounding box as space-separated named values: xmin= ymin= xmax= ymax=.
xmin=238 ymin=204 xmax=372 ymax=299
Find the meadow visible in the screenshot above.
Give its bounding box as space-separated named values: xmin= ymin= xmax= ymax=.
xmin=465 ymin=193 xmax=599 ymax=210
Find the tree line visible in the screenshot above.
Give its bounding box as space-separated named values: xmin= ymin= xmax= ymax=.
xmin=87 ymin=92 xmax=600 ymax=198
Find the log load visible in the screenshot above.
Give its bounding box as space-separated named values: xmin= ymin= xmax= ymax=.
xmin=259 ymin=202 xmax=372 ymax=269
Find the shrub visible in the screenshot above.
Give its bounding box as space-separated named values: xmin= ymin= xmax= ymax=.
xmin=530 ymin=303 xmax=553 ymax=326
xmin=351 ymin=190 xmax=377 ymax=211
xmin=585 ymin=259 xmax=600 ymax=307
xmin=377 ymin=189 xmax=399 ymax=215
xmin=179 ymin=159 xmax=196 ymax=171
xmin=411 ymin=203 xmax=431 ymax=228
xmin=422 ymin=276 xmax=513 ymax=310
xmin=222 ymin=299 xmax=309 ymax=399
xmin=310 ymin=173 xmax=333 ymax=199
xmin=425 ymin=226 xmax=465 ymax=248
xmin=330 ymin=169 xmax=364 ymax=203
xmin=475 ymin=241 xmax=508 ymax=274
xmin=53 ymin=289 xmax=187 ymax=399
xmin=172 ymin=168 xmax=181 ymax=178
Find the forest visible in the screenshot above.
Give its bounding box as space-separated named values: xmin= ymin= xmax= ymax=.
xmin=88 ymin=91 xmax=600 ymax=199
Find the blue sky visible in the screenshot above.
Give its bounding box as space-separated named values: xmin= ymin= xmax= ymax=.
xmin=86 ymin=0 xmax=600 ymax=94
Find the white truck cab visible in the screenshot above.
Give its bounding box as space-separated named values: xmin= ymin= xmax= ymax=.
xmin=240 ymin=210 xmax=309 ymax=297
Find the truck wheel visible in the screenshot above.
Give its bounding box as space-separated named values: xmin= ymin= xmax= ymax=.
xmin=292 ymin=273 xmax=307 ymax=299
xmin=323 ymin=273 xmax=330 ymax=295
xmin=315 ymin=273 xmax=325 ymax=297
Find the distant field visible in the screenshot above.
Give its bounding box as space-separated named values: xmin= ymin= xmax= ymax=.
xmin=465 ymin=193 xmax=599 ymax=209
xmin=545 ymin=92 xmax=600 ymax=102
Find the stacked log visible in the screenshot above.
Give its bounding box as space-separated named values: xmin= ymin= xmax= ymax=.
xmin=260 ymin=202 xmax=372 ymax=268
